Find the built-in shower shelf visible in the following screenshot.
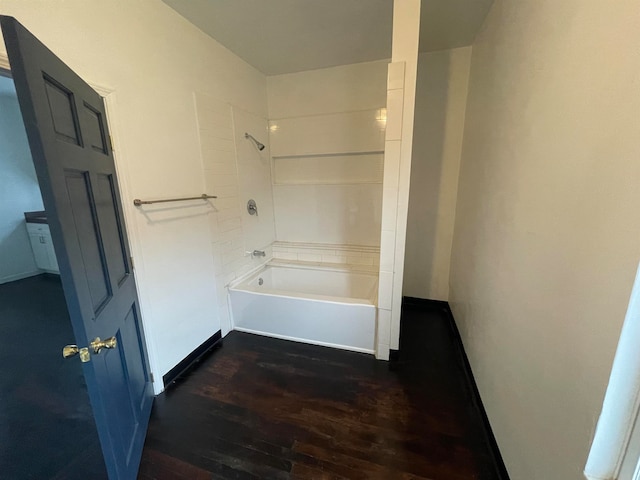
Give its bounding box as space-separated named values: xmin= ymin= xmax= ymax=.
xmin=272 ymin=151 xmax=383 ymax=185
xmin=272 ymin=241 xmax=380 ymax=268
xmin=271 ymin=150 xmax=383 ymax=159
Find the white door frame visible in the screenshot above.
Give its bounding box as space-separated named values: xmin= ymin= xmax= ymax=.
xmin=585 ymin=262 xmax=640 ymax=480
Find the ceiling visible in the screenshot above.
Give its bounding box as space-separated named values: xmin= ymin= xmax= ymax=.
xmin=163 ymin=0 xmax=493 ymax=76
xmin=419 ymin=0 xmax=494 ymax=53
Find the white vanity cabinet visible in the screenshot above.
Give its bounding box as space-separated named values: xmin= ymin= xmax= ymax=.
xmin=26 ymin=222 xmax=59 ymax=274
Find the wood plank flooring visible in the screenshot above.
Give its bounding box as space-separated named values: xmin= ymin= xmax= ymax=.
xmin=138 ymin=303 xmax=502 ymax=479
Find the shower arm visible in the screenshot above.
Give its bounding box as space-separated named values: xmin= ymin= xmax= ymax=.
xmin=244 ymin=132 xmax=265 ymax=151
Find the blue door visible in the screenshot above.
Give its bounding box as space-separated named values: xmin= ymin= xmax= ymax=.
xmin=1 ymin=16 xmax=153 ymax=479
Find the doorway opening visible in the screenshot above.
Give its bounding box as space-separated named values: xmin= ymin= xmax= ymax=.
xmin=0 ymin=68 xmax=107 ymax=478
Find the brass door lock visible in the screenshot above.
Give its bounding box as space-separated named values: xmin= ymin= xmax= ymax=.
xmin=90 ymin=336 xmax=117 ymax=354
xmin=63 ymin=336 xmax=117 ymax=362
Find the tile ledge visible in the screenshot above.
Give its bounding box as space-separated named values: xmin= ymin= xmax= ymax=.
xmin=273 ymin=241 xmax=380 ymax=254
xmin=269 ymin=259 xmax=379 ymax=275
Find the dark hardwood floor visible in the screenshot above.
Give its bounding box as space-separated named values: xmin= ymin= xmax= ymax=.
xmin=138 ymin=303 xmax=502 ymax=480
xmin=0 ymin=274 xmax=106 ymax=479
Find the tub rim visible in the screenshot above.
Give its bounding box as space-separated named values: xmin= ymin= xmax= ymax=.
xmin=229 ymin=260 xmax=379 ymax=305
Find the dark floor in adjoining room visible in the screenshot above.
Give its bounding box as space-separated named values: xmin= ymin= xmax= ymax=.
xmin=138 ymin=302 xmax=503 ymax=479
xmin=0 ymin=274 xmax=105 ymax=479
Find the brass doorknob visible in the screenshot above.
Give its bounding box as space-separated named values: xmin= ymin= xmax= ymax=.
xmin=62 ymin=345 xmax=78 ymax=358
xmin=62 ymin=345 xmax=90 ymax=362
xmin=90 ymin=336 xmax=117 ymax=354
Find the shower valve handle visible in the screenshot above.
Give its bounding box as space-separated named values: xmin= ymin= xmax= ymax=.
xmin=247 ymin=199 xmax=258 ymax=216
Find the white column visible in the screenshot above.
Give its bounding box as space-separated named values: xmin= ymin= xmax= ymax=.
xmin=376 ymin=0 xmax=421 ymax=359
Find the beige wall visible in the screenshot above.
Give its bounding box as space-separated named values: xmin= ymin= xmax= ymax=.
xmin=403 ymin=47 xmax=471 ymax=300
xmin=0 ymin=0 xmax=268 ymax=393
xmin=449 ymin=0 xmax=640 ymax=478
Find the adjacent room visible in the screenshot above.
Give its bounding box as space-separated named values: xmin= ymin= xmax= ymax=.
xmin=0 ymin=73 xmax=104 ymax=477
xmin=0 ymin=1 xmax=638 ymax=479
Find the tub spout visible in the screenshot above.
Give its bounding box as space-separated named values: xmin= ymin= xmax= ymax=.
xmin=252 ymin=250 xmax=266 ymax=258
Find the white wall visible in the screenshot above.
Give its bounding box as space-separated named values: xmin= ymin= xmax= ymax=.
xmin=403 ymin=47 xmax=471 ymax=300
xmin=0 ymin=77 xmax=43 ymax=284
xmin=267 ymin=61 xmax=388 ymax=247
xmin=0 ymin=0 xmax=268 ymax=393
xmin=449 ymin=0 xmax=640 ymax=478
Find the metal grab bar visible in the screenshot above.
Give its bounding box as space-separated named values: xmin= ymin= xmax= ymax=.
xmin=133 ymin=193 xmax=217 ymax=207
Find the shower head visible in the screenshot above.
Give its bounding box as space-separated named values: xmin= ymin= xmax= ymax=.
xmin=244 ymin=132 xmax=265 ymax=151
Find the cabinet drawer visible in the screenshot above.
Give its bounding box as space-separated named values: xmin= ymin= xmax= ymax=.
xmin=26 ymin=223 xmax=59 ymax=274
xmin=26 ymin=222 xmax=50 ymax=235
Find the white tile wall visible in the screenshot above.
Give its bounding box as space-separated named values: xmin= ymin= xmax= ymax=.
xmin=232 ymin=107 xmax=276 ymax=251
xmin=273 ymin=153 xmax=383 ymax=185
xmin=195 ymin=92 xmax=275 ymax=334
xmin=267 ymin=60 xmax=389 ymax=119
xmin=385 ymin=89 xmax=404 ymax=141
xmin=382 ymin=140 xmax=402 ymax=191
xmin=387 ymin=62 xmax=406 ymax=90
xmin=379 ymin=229 xmax=396 ymax=272
xmin=376 ymin=59 xmax=409 ymax=360
xmin=378 ymin=271 xmax=394 ymax=310
xmin=273 ymin=184 xmax=382 ymax=246
xmin=267 ymin=61 xmax=390 ymax=359
xmin=380 ymin=186 xmax=399 ymax=232
xmin=376 ymin=309 xmax=391 ymax=361
xmin=272 ymin=241 xmax=379 ymax=267
xmin=269 ymin=109 xmax=386 ymax=157
xmin=376 ymin=308 xmax=392 ymax=346
xmin=267 ymin=62 xmax=388 ymax=260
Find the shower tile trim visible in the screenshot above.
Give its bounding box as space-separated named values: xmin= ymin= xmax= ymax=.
xmin=272 ymin=241 xmax=380 ymax=266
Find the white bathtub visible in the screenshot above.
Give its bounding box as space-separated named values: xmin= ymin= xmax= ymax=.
xmin=229 ymin=264 xmax=378 ymax=353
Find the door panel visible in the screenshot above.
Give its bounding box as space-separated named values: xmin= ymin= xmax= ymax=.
xmin=43 ymin=74 xmax=83 ymax=145
xmin=83 ymin=102 xmax=109 ymax=154
xmin=64 ymin=170 xmax=112 ymax=312
xmin=1 ymin=16 xmax=153 ymax=479
xmin=95 ymin=173 xmax=129 ymax=286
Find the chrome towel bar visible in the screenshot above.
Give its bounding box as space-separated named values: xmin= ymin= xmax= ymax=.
xmin=133 ymin=193 xmax=217 ymax=207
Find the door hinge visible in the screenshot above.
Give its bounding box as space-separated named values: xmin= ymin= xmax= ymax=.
xmin=150 ymin=372 xmax=155 ymax=383
xmin=109 ymin=135 xmax=114 ymax=151
xmin=130 ymin=256 xmax=135 ymax=270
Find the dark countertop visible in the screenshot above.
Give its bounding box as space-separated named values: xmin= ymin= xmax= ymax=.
xmin=24 ymin=210 xmax=48 ymax=224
